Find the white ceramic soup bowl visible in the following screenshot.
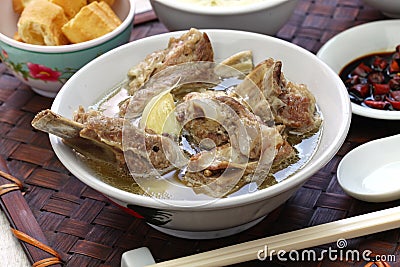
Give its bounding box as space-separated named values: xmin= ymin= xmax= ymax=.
xmin=317 ymin=19 xmax=400 ymax=120
xmin=0 ymin=0 xmax=135 ymax=98
xmin=50 ymin=30 xmax=351 ymax=239
xmin=149 ymin=0 xmax=298 ymax=35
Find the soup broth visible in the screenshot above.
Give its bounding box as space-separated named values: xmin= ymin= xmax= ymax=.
xmin=85 ymin=77 xmax=322 ymax=200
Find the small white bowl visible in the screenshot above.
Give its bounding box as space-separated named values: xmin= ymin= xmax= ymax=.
xmin=317 ymin=19 xmax=400 ymax=120
xmin=362 ymin=0 xmax=400 ymax=18
xmin=50 ymin=29 xmax=351 ymax=239
xmin=337 ymin=134 xmax=400 ymax=203
xmin=149 ymin=0 xmax=298 ymax=35
xmin=0 ymin=0 xmax=135 ymax=98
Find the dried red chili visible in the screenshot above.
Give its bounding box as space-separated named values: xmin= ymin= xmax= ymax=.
xmin=388 ymin=77 xmax=400 ymax=90
xmin=364 ymin=100 xmax=390 ymax=110
xmin=351 ymin=62 xmax=372 ymax=77
xmin=390 ymin=90 xmax=400 ymax=101
xmin=389 ymin=60 xmax=400 ymax=73
xmin=386 ymin=98 xmax=400 ymax=110
xmin=372 ymin=56 xmax=388 ymax=70
xmin=350 ymin=84 xmax=370 ymax=98
xmin=373 ymin=83 xmax=390 ymax=95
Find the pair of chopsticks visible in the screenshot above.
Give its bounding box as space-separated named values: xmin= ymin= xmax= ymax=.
xmin=150 ymin=206 xmax=400 ymax=266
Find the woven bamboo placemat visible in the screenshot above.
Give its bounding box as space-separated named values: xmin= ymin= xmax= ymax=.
xmin=1 ymin=0 xmax=400 ymax=266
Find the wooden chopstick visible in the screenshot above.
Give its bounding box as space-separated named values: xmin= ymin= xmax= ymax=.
xmin=149 ymin=206 xmax=400 ymax=267
xmin=0 ymin=158 xmax=62 ymax=267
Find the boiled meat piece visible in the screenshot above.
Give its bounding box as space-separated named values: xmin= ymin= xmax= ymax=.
xmin=127 ymin=28 xmax=214 ymax=96
xmin=122 ymin=61 xmax=220 ymax=119
xmin=274 ymin=81 xmax=322 ymax=133
xmin=175 ymin=91 xmax=285 ymax=160
xmin=31 ymin=108 xmax=184 ymax=176
xmin=236 ymin=58 xmax=321 ymax=133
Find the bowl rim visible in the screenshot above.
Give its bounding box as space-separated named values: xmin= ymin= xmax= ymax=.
xmin=51 ymin=29 xmax=351 ymax=211
xmin=317 ymin=19 xmax=400 ymax=120
xmin=0 ymin=0 xmax=135 ymax=53
xmin=150 ymin=0 xmax=296 ymax=15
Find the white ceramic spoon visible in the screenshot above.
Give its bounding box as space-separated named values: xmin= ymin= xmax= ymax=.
xmin=337 ymin=134 xmax=400 ymax=202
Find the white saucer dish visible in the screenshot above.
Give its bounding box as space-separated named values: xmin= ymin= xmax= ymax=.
xmin=337 ymin=134 xmax=400 ymax=203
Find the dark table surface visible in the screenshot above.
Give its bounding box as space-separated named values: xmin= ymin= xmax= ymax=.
xmin=1 ymin=0 xmax=400 ymax=266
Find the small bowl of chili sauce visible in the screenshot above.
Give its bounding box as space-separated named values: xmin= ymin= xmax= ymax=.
xmin=317 ymin=20 xmax=400 ymax=120
xmin=339 ymin=45 xmax=400 ymax=111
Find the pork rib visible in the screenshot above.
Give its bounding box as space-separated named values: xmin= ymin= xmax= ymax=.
xmin=127 ymin=28 xmax=214 ymax=96
xmin=31 ymin=109 xmax=183 ymax=175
